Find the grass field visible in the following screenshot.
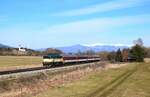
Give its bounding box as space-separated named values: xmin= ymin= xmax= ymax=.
xmin=35 ymin=61 xmax=150 ymax=97
xmin=0 ymin=56 xmax=42 ymax=68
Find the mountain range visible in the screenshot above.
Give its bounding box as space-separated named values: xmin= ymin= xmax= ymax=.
xmin=0 ymin=43 xmax=130 ymax=53
xmin=38 ymin=44 xmax=130 ymax=53
xmin=0 ymin=43 xmax=10 ymax=48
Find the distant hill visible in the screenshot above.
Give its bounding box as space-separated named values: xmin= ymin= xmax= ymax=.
xmin=37 ymin=44 xmax=130 ymax=53
xmin=0 ymin=44 xmax=43 ymax=56
xmin=0 ymin=43 xmax=11 ymax=48
xmin=56 ymin=44 xmax=129 ymax=53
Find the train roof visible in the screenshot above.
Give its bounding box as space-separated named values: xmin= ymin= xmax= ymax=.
xmin=61 ymin=54 xmax=99 ymax=57
xmin=44 ymin=54 xmax=62 ymax=58
xmin=44 ymin=54 xmax=100 ymax=58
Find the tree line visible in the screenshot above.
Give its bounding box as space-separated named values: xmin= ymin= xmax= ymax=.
xmin=106 ymin=45 xmax=145 ymax=62
xmin=0 ymin=48 xmax=62 ymax=56
xmin=99 ymin=38 xmax=149 ymax=62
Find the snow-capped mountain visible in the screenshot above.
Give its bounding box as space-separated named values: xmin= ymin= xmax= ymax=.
xmin=55 ymin=44 xmax=129 ymax=53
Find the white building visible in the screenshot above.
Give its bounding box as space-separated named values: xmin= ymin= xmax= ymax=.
xmin=18 ymin=46 xmax=27 ymax=55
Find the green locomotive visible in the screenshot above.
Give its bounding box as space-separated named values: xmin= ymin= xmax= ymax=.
xmin=43 ymin=54 xmax=63 ymax=67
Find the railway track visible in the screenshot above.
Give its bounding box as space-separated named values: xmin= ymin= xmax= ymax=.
xmin=0 ymin=66 xmax=48 ymax=75
xmin=0 ymin=61 xmax=101 ymax=76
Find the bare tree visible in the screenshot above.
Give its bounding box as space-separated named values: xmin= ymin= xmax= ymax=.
xmin=133 ymin=38 xmax=143 ymax=46
xmin=44 ymin=48 xmax=63 ymax=55
xmin=98 ymin=51 xmax=109 ymax=61
xmin=122 ymin=48 xmax=130 ymax=62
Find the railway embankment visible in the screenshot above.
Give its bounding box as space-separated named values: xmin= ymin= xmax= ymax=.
xmin=0 ymin=62 xmax=128 ymax=97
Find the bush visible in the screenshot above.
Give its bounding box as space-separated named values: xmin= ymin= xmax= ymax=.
xmin=130 ymin=45 xmax=145 ymax=62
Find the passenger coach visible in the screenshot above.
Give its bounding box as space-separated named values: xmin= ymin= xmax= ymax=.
xmin=43 ymin=54 xmax=100 ymax=67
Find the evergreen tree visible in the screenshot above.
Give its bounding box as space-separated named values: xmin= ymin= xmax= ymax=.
xmin=115 ymin=49 xmax=123 ymax=62
xmin=130 ymin=45 xmax=145 ymax=62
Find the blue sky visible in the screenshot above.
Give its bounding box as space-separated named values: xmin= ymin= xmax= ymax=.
xmin=0 ymin=0 xmax=150 ymax=49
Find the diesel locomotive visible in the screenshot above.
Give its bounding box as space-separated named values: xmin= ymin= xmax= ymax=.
xmin=43 ymin=54 xmax=100 ymax=67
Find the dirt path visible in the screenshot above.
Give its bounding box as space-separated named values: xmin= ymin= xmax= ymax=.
xmin=86 ymin=64 xmax=139 ymax=97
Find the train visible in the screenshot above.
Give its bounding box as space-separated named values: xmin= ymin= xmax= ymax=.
xmin=43 ymin=54 xmax=101 ymax=67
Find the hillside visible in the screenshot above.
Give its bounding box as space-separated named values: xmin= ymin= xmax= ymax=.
xmin=0 ymin=43 xmax=10 ymax=48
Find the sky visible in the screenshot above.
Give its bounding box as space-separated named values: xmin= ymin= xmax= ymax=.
xmin=0 ymin=0 xmax=150 ymax=49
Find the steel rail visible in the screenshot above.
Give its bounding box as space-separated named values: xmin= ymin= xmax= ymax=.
xmin=0 ymin=60 xmax=100 ymax=76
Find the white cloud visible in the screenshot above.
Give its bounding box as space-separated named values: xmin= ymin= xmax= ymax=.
xmin=53 ymin=0 xmax=148 ymax=16
xmin=48 ymin=14 xmax=150 ymax=34
xmin=84 ymin=43 xmax=132 ymax=47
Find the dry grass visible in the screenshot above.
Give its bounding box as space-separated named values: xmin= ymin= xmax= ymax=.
xmin=145 ymin=58 xmax=150 ymax=63
xmin=0 ymin=72 xmax=48 ymax=97
xmin=0 ymin=56 xmax=42 ymax=71
xmin=0 ymin=62 xmax=104 ymax=97
xmin=35 ymin=62 xmax=150 ymax=97
xmin=1 ymin=60 xmax=150 ymax=97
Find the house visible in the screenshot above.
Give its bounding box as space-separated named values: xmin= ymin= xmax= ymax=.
xmin=18 ymin=47 xmax=27 ymax=55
